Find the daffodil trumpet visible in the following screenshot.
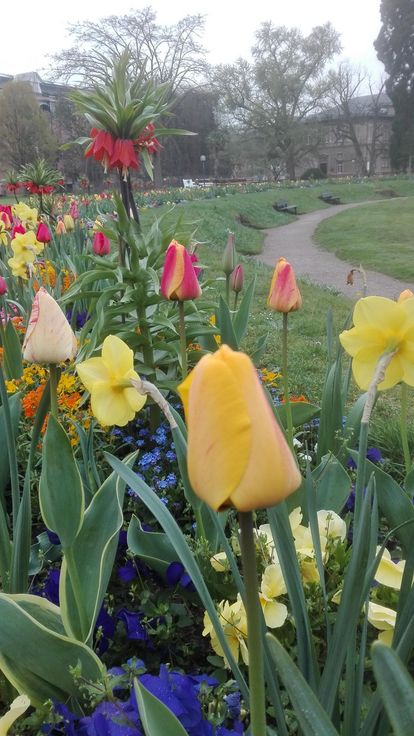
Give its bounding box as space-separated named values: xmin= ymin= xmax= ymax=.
xmin=239 ymin=511 xmax=267 ymax=736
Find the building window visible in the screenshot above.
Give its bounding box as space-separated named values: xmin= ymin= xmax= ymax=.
xmin=336 ymin=162 xmax=343 ymax=173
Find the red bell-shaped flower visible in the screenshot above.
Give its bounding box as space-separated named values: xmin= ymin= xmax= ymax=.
xmin=84 ymin=128 xmax=116 ymax=173
xmin=109 ymin=138 xmax=139 ymax=179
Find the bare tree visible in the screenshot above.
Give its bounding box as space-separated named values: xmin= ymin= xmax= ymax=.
xmin=211 ymin=22 xmax=341 ymax=178
xmin=324 ymin=63 xmax=390 ymax=175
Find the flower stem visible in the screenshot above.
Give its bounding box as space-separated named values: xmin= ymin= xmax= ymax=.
xmin=400 ymin=383 xmax=412 ymax=476
xmin=225 ymin=275 xmax=230 ymax=305
xmin=178 ymin=301 xmax=188 ymax=379
xmin=239 ymin=511 xmax=267 ymax=735
xmin=64 ymin=545 xmax=89 ymax=641
xmin=49 ymin=364 xmax=59 ymax=418
xmin=282 ymin=312 xmax=294 ymax=451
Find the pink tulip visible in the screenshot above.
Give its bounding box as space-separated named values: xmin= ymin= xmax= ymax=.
xmin=0 ymin=276 xmax=8 ymax=295
xmin=69 ymin=202 xmax=79 ymax=219
xmin=161 ymin=240 xmax=202 ymax=301
xmin=36 ymin=222 xmax=52 ymax=244
xmin=11 ymin=223 xmax=26 ymax=238
xmin=92 ymin=231 xmax=111 ymax=256
xmin=230 ymin=264 xmax=244 ymax=294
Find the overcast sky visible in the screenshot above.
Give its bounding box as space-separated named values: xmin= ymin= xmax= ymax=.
xmin=1 ymin=0 xmax=385 ymax=83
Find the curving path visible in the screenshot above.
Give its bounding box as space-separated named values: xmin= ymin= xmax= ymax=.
xmin=258 ymin=199 xmax=414 ymax=300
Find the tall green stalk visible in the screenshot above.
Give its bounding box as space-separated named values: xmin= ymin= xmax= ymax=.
xmin=282 ymin=313 xmax=294 ymax=451
xmin=178 ymin=301 xmax=188 ymax=379
xmin=400 ymin=383 xmax=411 ymax=476
xmin=239 ymin=511 xmax=267 ymax=735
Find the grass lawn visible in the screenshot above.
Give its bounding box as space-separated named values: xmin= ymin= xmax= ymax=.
xmin=314 ymin=197 xmax=414 ymax=280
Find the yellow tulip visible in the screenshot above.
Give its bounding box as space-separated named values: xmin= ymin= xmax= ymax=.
xmin=0 ymin=695 xmax=30 ymax=736
xmin=77 ymin=334 xmax=146 ymax=426
xmin=178 ymin=345 xmax=301 ymax=511
xmin=339 ymin=296 xmax=414 ymax=390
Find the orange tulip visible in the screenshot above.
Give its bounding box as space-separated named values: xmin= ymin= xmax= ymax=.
xmin=178 ymin=345 xmax=301 ymax=511
xmin=267 ymin=257 xmax=302 ymax=313
xmin=397 ymin=289 xmax=414 ymax=303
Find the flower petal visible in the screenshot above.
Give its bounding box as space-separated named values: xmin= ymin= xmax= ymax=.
xmin=261 ymin=599 xmax=288 ymax=629
xmin=91 ymin=383 xmax=137 ymax=426
xmin=101 ymin=335 xmax=134 ymax=378
xmin=77 ymin=358 xmax=110 ymax=393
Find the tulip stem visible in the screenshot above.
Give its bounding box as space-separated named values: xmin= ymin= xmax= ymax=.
xmin=49 ymin=364 xmax=59 ymax=418
xmin=178 ymin=301 xmax=188 ymax=379
xmin=239 ymin=511 xmax=267 ymax=736
xmin=282 ymin=313 xmax=294 ymax=451
xmin=400 ymin=383 xmax=412 ymax=476
xmin=225 ymin=275 xmax=231 ymax=305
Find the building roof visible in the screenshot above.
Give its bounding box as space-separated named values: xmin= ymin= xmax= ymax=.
xmin=0 ymin=71 xmax=70 ymax=97
xmin=310 ymin=93 xmax=394 ymax=122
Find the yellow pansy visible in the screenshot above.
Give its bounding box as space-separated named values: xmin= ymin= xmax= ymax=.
xmin=210 ymin=552 xmax=230 ymax=573
xmin=259 ymin=563 xmax=288 ymax=628
xmin=76 ymin=334 xmax=146 ymax=426
xmin=374 ymin=547 xmax=405 ymax=590
xmin=367 ymin=601 xmax=396 ymax=645
xmin=317 ymin=510 xmax=347 ymax=542
xmin=339 ymin=296 xmax=414 ymax=390
xmin=203 ymin=597 xmax=248 ymax=668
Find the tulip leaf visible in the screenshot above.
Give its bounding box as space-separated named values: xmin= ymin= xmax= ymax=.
xmin=233 ymin=276 xmax=256 ymax=343
xmin=372 ymin=642 xmax=414 ymax=736
xmin=0 ymin=593 xmax=104 ymax=709
xmin=216 ymin=296 xmax=239 ymax=350
xmin=250 ymin=333 xmax=268 ymax=366
xmin=134 ymin=679 xmax=188 ymax=736
xmin=317 ymin=355 xmax=344 ymax=463
xmin=348 ymin=451 xmax=414 ymax=555
xmin=293 ymin=453 xmax=351 ymax=522
xmin=39 ymin=414 xmax=84 ymax=550
xmin=275 ymin=402 xmax=320 ymax=431
xmin=105 ymin=452 xmax=249 ymax=702
xmin=0 ymin=391 xmax=21 ymax=501
xmin=59 ymin=457 xmax=132 ymax=644
xmin=3 ymin=319 xmax=23 ymax=380
xmin=266 ymin=634 xmax=339 ymax=736
xmin=127 ymin=517 xmax=177 ymax=577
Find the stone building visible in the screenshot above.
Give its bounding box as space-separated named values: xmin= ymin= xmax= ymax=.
xmin=299 ymin=93 xmax=394 ymax=178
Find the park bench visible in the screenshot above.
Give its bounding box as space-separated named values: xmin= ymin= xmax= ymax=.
xmin=319 ymin=192 xmax=341 ymax=205
xmin=274 ymin=199 xmax=298 ymax=215
xmin=182 ymin=179 xmax=198 ymax=189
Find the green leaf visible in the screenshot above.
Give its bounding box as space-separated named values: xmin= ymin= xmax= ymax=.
xmin=266 ymin=634 xmax=339 ymax=736
xmin=372 ymin=642 xmax=414 ymax=736
xmin=3 ymin=319 xmax=23 ymax=380
xmin=216 ymin=296 xmax=239 ymax=349
xmin=233 ymin=276 xmax=256 ymax=343
xmin=0 ymin=392 xmax=21 ymax=500
xmin=317 ymin=356 xmax=344 ymax=462
xmin=134 ymin=678 xmax=188 ymax=736
xmin=312 ymin=453 xmax=351 ymax=516
xmin=275 ymin=402 xmax=320 ymax=431
xmin=39 ymin=415 xmax=84 ymax=549
xmin=127 ymin=517 xmax=177 ymax=577
xmin=0 ymin=593 xmax=103 ymax=709
xmin=60 ymin=458 xmax=132 ymax=644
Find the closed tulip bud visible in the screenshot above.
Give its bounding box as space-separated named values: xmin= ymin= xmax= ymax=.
xmin=36 ymin=222 xmax=51 ymax=243
xmin=0 ymin=212 xmax=11 ymax=229
xmin=93 ymin=231 xmax=111 ymax=256
xmin=55 ymin=219 xmax=66 ymax=236
xmin=23 ymin=287 xmax=77 ymax=364
xmin=230 ymin=264 xmax=244 ymax=293
xmin=69 ymin=201 xmax=79 ymax=219
xmin=0 ymin=276 xmax=7 ymax=295
xmin=397 ymin=289 xmax=414 ymax=303
xmin=63 ymin=214 xmax=74 ymax=232
xmin=222 ymin=231 xmax=236 ymax=276
xmin=161 ymin=240 xmax=202 ymax=301
xmin=11 ymin=223 xmax=26 ymax=238
xmin=267 ymin=257 xmax=302 ymax=313
xmin=178 ymin=345 xmax=301 ymax=511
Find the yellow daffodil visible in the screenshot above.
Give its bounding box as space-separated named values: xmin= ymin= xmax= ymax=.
xmin=374 ymin=547 xmax=405 ymax=590
xmin=8 ymin=257 xmax=29 ymax=279
xmin=13 ymin=202 xmax=38 ymax=228
xmin=0 ymin=694 xmax=30 ymax=736
xmin=203 ymin=597 xmax=248 ymax=667
xmin=259 ymin=564 xmax=288 ymax=628
xmin=210 ymin=552 xmax=230 ymax=573
xmin=76 ymin=334 xmax=146 ymax=426
xmin=367 ymin=602 xmax=396 ymax=645
xmin=11 ymin=230 xmax=44 ymax=263
xmin=339 ymin=296 xmax=414 ymax=390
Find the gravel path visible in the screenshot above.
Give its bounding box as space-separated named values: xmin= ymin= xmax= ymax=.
xmin=258 ymin=199 xmax=414 ymax=300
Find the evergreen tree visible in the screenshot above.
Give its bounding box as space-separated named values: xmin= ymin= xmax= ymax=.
xmin=375 ymin=0 xmax=414 ymax=170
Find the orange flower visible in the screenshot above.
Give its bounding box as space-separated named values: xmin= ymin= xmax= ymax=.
xmin=22 ymin=385 xmax=45 ymax=419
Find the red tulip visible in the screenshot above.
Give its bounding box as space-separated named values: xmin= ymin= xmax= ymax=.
xmin=0 ymin=276 xmax=8 ymax=295
xmin=11 ymin=223 xmax=26 ymax=238
xmin=92 ymin=231 xmax=111 ymax=256
xmin=161 ymin=240 xmax=202 ymax=301
xmin=36 ymin=222 xmax=51 ymax=243
xmin=190 ymin=252 xmax=202 ymax=278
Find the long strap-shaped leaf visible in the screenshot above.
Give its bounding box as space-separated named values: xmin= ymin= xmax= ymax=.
xmin=372 ymin=642 xmax=414 ymax=736
xmin=105 ymin=452 xmax=249 ymax=702
xmin=266 ymin=634 xmax=339 ymax=736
